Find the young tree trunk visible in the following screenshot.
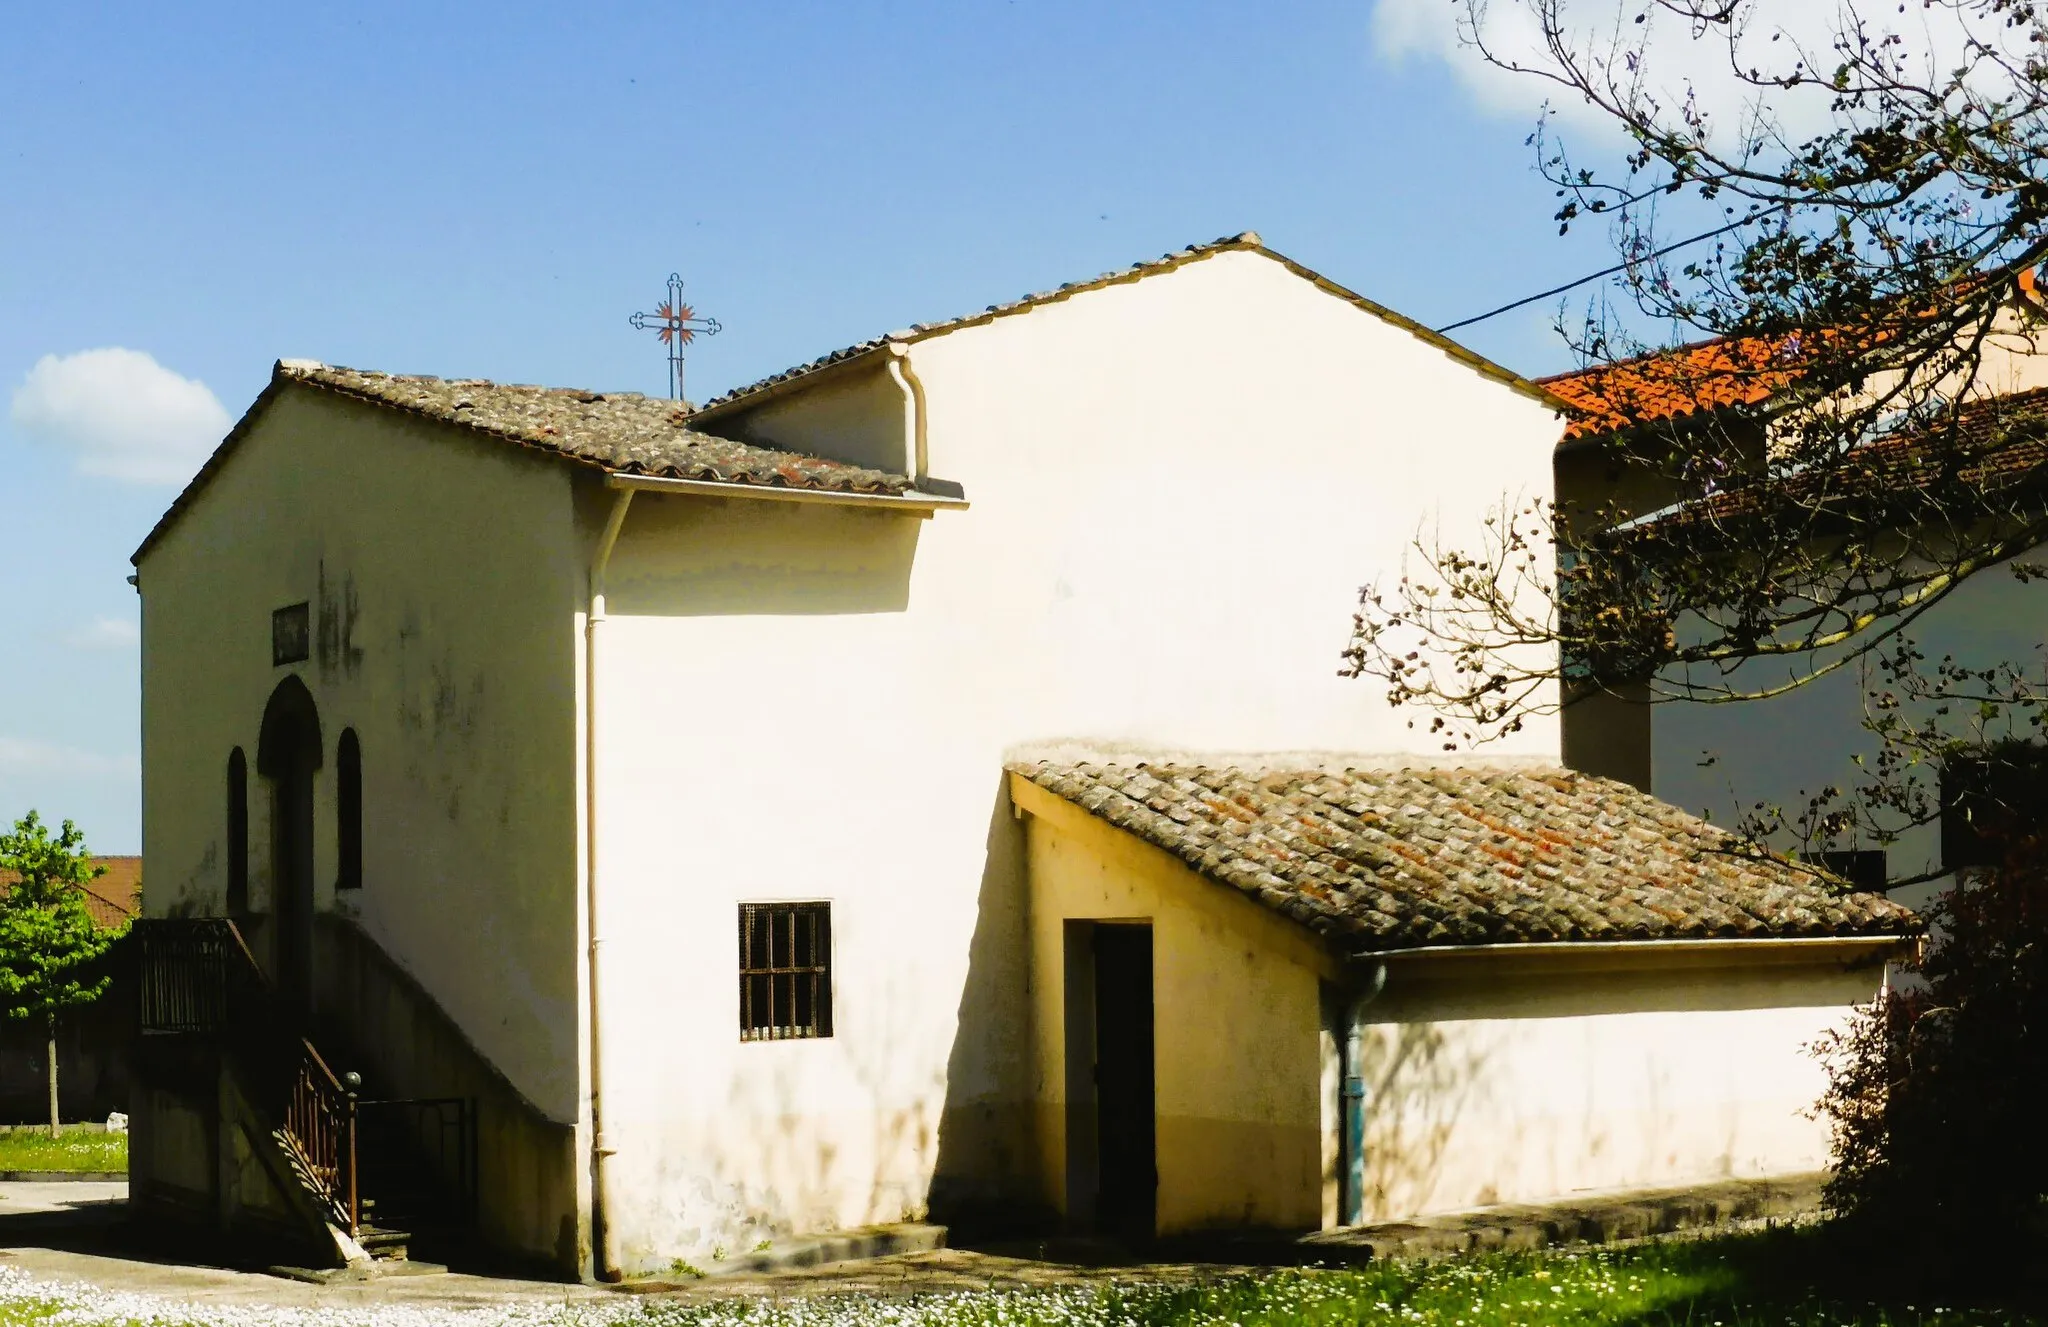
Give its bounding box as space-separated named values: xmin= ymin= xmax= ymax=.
xmin=46 ymin=1013 xmax=60 ymax=1136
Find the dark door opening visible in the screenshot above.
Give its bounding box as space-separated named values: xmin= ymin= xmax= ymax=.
xmin=258 ymin=675 xmax=322 ymax=1021
xmin=1092 ymin=923 xmax=1156 ymax=1241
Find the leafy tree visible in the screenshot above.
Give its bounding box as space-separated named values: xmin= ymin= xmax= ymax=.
xmin=1339 ymin=0 xmax=2048 ymax=1272
xmin=1344 ymin=0 xmax=2048 ymax=871
xmin=0 ymin=812 xmax=125 ymax=1134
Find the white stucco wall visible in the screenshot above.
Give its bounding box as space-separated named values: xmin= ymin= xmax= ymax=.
xmin=138 ymin=389 xmax=586 ymax=1122
xmin=1650 ymin=552 xmax=2048 ymax=915
xmin=588 ymin=249 xmax=1565 ymax=1267
xmin=1350 ymin=949 xmax=1888 ymax=1220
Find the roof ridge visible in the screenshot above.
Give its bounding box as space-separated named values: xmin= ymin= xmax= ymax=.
xmin=692 ymin=233 xmax=1561 ymax=416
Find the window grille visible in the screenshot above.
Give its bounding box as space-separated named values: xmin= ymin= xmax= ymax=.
xmin=738 ymin=902 xmax=832 ymax=1041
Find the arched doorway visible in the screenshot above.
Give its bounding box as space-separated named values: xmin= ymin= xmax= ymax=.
xmin=258 ymin=675 xmax=322 ymax=1018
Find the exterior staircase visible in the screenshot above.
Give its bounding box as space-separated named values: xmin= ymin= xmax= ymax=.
xmin=133 ymin=919 xmax=474 ymax=1271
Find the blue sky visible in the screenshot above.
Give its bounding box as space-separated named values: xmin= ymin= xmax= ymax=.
xmin=0 ymin=1 xmax=1622 ymax=853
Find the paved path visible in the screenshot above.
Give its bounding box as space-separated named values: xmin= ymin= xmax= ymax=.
xmin=0 ymin=1173 xmax=1825 ymax=1312
xmin=0 ymin=1181 xmax=128 ymax=1218
xmin=0 ymin=1183 xmax=1240 ymax=1309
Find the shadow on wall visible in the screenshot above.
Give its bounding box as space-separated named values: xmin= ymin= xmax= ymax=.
xmin=1353 ymin=960 xmax=1874 ymax=1219
xmin=310 ymin=917 xmax=580 ymax=1276
xmin=604 ymin=497 xmax=924 ymax=619
xmin=928 ymin=775 xmax=1042 ymax=1235
xmin=1358 ymin=1020 xmax=1482 ymax=1220
xmin=621 ymin=778 xmax=1040 ymax=1270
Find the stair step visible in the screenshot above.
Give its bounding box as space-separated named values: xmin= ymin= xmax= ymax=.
xmin=357 ymin=1225 xmax=413 ymax=1260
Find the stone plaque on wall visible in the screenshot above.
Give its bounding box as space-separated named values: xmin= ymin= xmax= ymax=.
xmin=272 ymin=602 xmax=310 ymax=666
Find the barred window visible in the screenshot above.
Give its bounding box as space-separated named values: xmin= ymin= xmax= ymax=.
xmin=739 ymin=902 xmax=833 ymax=1041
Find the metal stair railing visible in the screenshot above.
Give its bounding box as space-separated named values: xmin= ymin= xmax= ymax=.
xmin=136 ymin=918 xmax=359 ymax=1238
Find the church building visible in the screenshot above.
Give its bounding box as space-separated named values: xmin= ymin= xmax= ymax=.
xmin=127 ymin=235 xmax=1917 ymax=1278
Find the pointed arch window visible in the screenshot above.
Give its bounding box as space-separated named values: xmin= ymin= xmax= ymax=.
xmin=227 ymin=748 xmax=248 ymax=912
xmin=337 ymin=729 xmax=363 ymax=890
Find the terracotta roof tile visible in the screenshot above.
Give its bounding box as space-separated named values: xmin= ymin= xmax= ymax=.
xmin=280 ymin=363 xmax=911 ymax=494
xmin=1541 ymin=335 xmax=1800 ymax=441
xmin=134 ymin=362 xmax=918 ymax=564
xmin=1627 ymin=385 xmax=2048 ymax=531
xmin=0 ymin=856 xmax=140 ymax=931
xmin=1011 ymin=762 xmax=1919 ymax=955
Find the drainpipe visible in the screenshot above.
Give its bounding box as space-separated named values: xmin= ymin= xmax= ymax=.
xmin=1340 ymin=960 xmax=1389 ymax=1226
xmin=585 ymin=488 xmax=635 ymax=1281
xmin=884 ymin=343 xmax=928 ymax=485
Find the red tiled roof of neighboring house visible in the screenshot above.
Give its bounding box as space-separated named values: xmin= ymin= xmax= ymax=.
xmin=0 ymin=856 xmax=141 ymax=930
xmin=1621 ymin=386 xmax=2048 ymax=533
xmin=1540 ymin=334 xmax=1802 ymax=441
xmin=1011 ymin=762 xmax=1919 ymax=956
xmin=1541 ymin=271 xmax=2038 ymax=445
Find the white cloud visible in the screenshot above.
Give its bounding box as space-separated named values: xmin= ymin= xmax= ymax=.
xmin=1372 ymin=0 xmax=1996 ymax=148
xmin=0 ymin=737 xmax=139 ymax=779
xmin=9 ymin=347 xmax=231 ymax=485
xmin=61 ymin=617 xmax=139 ymax=651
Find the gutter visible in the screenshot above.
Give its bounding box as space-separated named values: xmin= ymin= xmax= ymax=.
xmin=604 ymin=472 xmax=967 ymax=513
xmin=584 ymin=489 xmax=634 ymax=1282
xmin=884 ymin=344 xmax=930 ymax=485
xmin=1338 ymin=961 xmax=1388 ymax=1226
xmin=1350 ymin=935 xmax=1918 ymax=964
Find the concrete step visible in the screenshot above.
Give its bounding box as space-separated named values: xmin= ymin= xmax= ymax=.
xmin=616 ymin=1223 xmax=948 ymax=1286
xmin=357 ymin=1224 xmax=413 ymax=1261
xmin=1298 ymin=1172 xmax=1827 ymax=1263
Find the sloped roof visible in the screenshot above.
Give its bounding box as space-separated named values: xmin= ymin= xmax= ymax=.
xmin=1541 ymin=334 xmax=1799 ymax=442
xmin=1011 ymin=762 xmax=1919 ymax=956
xmin=0 ymin=856 xmax=141 ymax=931
xmin=695 ymin=232 xmax=1562 ymax=416
xmin=134 ymin=361 xmax=916 ymax=564
xmin=1615 ymin=385 xmax=2048 ymax=534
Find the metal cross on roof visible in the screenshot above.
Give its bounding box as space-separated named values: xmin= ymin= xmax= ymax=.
xmin=629 ymin=273 xmax=721 ymax=402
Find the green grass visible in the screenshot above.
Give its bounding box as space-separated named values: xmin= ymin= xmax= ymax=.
xmin=0 ymin=1127 xmax=125 ymax=1173
xmin=623 ymin=1230 xmax=2045 ymax=1327
xmin=0 ymin=1224 xmax=2037 ymax=1327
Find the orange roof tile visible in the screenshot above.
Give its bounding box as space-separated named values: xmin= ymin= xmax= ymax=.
xmin=0 ymin=856 xmax=141 ymax=930
xmin=1541 ymin=334 xmax=1804 ymax=441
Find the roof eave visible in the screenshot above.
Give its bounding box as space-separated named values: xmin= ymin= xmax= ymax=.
xmin=604 ymin=470 xmax=968 ymax=513
xmin=1347 ymin=933 xmax=1920 ymax=970
xmin=132 ymin=363 xmax=296 ymax=567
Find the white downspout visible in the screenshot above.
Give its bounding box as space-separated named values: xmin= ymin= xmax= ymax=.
xmin=585 ymin=488 xmax=634 ymax=1282
xmin=885 ymin=342 xmax=928 ymax=485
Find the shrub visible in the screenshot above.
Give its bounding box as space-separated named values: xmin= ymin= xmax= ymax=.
xmin=1817 ymin=838 xmax=2048 ymax=1269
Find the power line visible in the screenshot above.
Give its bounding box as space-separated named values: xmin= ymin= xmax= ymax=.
xmin=1434 ymin=214 xmax=1763 ymax=334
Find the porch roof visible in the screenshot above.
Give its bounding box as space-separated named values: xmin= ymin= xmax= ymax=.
xmin=1009 ymin=762 xmax=1920 ymax=955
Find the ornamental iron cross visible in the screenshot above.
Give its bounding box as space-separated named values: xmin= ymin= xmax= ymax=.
xmin=629 ymin=273 xmax=721 ymax=401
